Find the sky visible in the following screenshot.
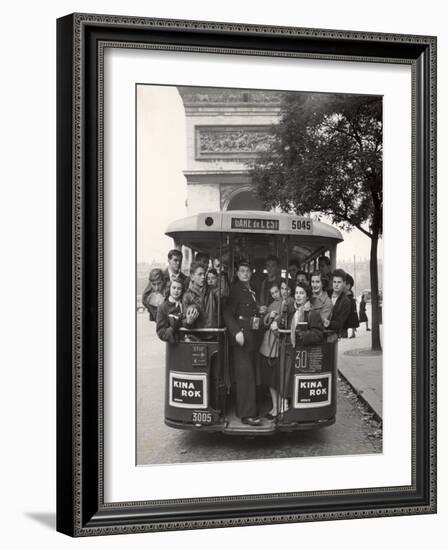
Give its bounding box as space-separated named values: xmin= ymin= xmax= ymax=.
xmin=137 ymin=85 xmax=383 ymax=266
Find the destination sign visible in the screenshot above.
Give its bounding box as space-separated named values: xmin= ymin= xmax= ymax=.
xmin=231 ymin=218 xmax=279 ymax=231
xmin=293 ymin=373 xmax=332 ymax=408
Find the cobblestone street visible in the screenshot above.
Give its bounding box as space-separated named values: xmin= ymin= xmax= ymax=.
xmin=137 ymin=314 xmax=382 ymax=465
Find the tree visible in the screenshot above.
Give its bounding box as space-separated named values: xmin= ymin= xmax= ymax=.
xmin=251 ymin=93 xmax=383 ymax=350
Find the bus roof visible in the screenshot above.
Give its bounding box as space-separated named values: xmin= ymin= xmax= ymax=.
xmin=166 ymin=210 xmax=343 ymax=241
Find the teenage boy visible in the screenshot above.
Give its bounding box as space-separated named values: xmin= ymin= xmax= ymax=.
xmin=183 ymin=262 xmax=219 ymax=329
xmin=163 ymin=249 xmax=186 ymax=294
xmin=323 ymin=269 xmax=351 ymax=337
xmin=183 ymin=251 xmax=210 ymax=291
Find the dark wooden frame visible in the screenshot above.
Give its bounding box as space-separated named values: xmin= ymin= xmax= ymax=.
xmin=57 ymin=13 xmax=437 ymax=536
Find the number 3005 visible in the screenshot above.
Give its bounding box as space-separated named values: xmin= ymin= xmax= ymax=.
xmin=192 ymin=412 xmax=212 ymax=423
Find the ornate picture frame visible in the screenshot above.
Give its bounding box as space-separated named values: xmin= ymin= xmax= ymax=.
xmin=56 ymin=13 xmax=436 ymax=536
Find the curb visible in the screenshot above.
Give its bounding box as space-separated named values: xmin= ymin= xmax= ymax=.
xmin=337 ymin=369 xmax=382 ymax=425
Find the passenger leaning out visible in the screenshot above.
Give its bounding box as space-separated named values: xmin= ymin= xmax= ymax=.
xmin=182 ymin=262 xmax=219 ymax=329
xmin=156 ymin=279 xmax=184 ymax=343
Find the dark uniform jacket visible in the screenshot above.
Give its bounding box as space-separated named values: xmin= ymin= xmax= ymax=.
xmin=359 ymin=297 xmax=368 ymax=323
xmin=156 ymin=299 xmax=183 ymax=343
xmin=344 ymin=290 xmax=360 ymax=329
xmin=223 ymin=280 xmax=259 ymax=350
xmin=328 ymin=293 xmax=351 ymax=335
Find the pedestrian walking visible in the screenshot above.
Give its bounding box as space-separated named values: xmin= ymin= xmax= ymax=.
xmin=344 ymin=274 xmax=360 ymax=338
xmin=359 ymin=292 xmax=371 ymax=331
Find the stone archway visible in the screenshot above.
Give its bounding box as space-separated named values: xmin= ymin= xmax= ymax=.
xmin=224 ymin=186 xmax=263 ymax=211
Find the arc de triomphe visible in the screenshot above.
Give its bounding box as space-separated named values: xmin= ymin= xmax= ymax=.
xmin=177 ymin=87 xmax=284 ymax=215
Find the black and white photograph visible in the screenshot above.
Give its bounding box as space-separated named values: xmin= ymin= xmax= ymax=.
xmin=1 ymin=0 xmax=439 ymax=545
xmin=136 ymin=84 xmax=383 ymax=466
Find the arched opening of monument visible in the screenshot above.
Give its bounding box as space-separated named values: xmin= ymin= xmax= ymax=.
xmin=226 ymin=189 xmax=263 ymax=211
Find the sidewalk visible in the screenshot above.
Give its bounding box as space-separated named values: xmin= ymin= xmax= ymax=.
xmin=337 ymin=326 xmax=383 ymax=422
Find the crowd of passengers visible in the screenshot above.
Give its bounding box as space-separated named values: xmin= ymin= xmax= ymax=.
xmin=142 ymin=249 xmax=360 ymax=425
xmin=142 ymin=249 xmax=359 ymax=341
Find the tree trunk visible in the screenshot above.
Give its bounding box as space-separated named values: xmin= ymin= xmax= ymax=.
xmin=369 ymin=234 xmax=382 ymax=351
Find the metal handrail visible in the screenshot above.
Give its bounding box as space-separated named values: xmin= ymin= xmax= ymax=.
xmin=277 ymin=328 xmax=338 ymax=334
xmin=178 ymin=327 xmax=227 ymax=333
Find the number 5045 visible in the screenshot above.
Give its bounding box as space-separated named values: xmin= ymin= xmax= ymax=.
xmin=291 ymin=220 xmax=312 ymax=231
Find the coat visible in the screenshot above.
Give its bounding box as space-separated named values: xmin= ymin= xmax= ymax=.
xmin=344 ymin=291 xmax=360 ymax=329
xmin=287 ymin=306 xmax=324 ymax=347
xmin=311 ymin=291 xmax=333 ymax=322
xmin=359 ymin=297 xmax=368 ymax=323
xmin=259 ymin=299 xmax=282 ymax=358
xmin=156 ymin=298 xmax=183 ymax=343
xmin=328 ymin=293 xmax=351 ymax=335
xmin=182 ymin=283 xmax=219 ymax=329
xmin=223 ymin=280 xmax=259 ymax=350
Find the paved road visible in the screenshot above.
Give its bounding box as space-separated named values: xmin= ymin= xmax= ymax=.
xmin=137 ymin=314 xmax=382 ymax=465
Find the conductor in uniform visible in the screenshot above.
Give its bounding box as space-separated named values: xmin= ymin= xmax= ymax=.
xmin=223 ymin=261 xmax=261 ymax=426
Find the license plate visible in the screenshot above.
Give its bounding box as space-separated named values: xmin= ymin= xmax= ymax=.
xmin=191 ymin=411 xmax=213 ymax=424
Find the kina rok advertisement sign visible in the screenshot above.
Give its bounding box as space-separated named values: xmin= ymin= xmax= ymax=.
xmin=169 ymin=371 xmax=208 ymax=409
xmin=293 ymin=373 xmax=332 ymax=409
